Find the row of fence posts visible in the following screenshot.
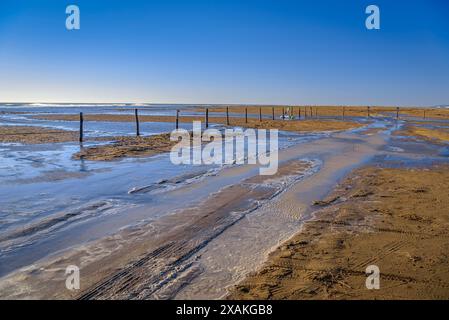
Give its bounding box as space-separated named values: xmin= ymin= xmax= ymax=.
xmin=199 ymin=106 xmax=404 ymax=126
xmin=362 ymin=106 xmax=401 ymax=119
xmin=78 ymin=109 xmax=142 ymax=143
xmin=77 ymin=106 xmax=410 ymax=144
xmin=202 ymin=106 xmax=326 ymax=123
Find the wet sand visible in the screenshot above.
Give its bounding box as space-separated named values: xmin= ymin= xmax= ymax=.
xmin=73 ymin=133 xmax=178 ymax=161
xmin=410 ymin=120 xmax=449 ymax=127
xmin=396 ymin=125 xmax=449 ymax=144
xmin=228 ymin=165 xmax=449 ymax=300
xmin=0 ymin=126 xmax=79 ymax=144
xmin=0 ymin=125 xmax=134 ymax=145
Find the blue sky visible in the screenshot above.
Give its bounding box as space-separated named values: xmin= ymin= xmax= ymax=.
xmin=0 ymin=0 xmax=448 ymax=106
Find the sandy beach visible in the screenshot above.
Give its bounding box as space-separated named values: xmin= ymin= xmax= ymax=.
xmin=228 ymin=165 xmax=449 ymax=300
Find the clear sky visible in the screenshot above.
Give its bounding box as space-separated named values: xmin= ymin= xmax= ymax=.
xmin=0 ymin=0 xmax=448 ymax=106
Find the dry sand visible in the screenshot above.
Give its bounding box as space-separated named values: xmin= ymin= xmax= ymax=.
xmin=228 ymin=165 xmax=449 ymax=300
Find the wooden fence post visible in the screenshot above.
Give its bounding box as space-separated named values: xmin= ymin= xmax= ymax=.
xmin=272 ymin=107 xmax=275 ymax=120
xmin=176 ymin=110 xmax=179 ymax=129
xmin=135 ymin=109 xmax=140 ymax=136
xmin=245 ymin=108 xmax=248 ymax=123
xmin=396 ymin=107 xmax=399 ymax=120
xmin=79 ymin=112 xmax=83 ymax=143
xmin=259 ymin=107 xmax=262 ymax=122
xmin=226 ymin=107 xmax=230 ymax=125
xmin=205 ymin=108 xmax=209 ymax=128
xmin=298 ymin=107 xmax=301 ymax=119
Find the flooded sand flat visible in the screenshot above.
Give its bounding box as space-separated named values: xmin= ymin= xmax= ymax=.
xmin=31 ymin=113 xmax=364 ymax=133
xmin=0 ymin=104 xmax=448 ymax=300
xmin=0 ymin=118 xmax=389 ymax=299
